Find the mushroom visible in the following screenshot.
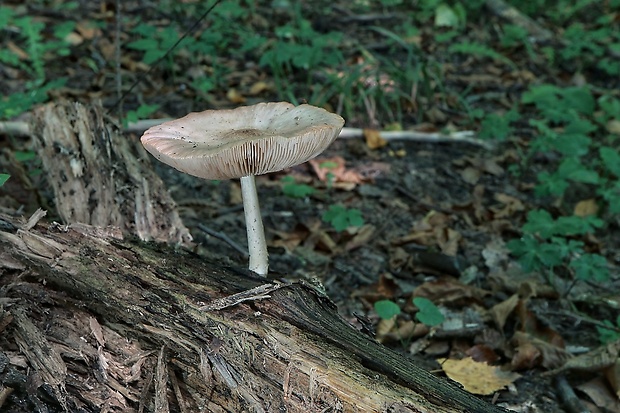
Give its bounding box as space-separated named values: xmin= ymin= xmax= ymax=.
xmin=140 ymin=102 xmax=345 ymax=276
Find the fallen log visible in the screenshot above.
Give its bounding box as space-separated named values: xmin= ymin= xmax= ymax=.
xmin=0 ymin=101 xmax=508 ymax=412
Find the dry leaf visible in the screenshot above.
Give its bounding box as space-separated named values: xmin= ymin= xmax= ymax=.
xmin=574 ymin=199 xmax=598 ymax=217
xmin=64 ymin=32 xmax=84 ymax=46
xmin=413 ymin=279 xmax=489 ymax=307
xmin=248 ymin=81 xmax=270 ymax=95
xmin=345 ymin=224 xmax=375 ymax=251
xmin=226 ymin=88 xmax=246 ymax=103
xmin=490 ymin=294 xmax=519 ymax=331
xmin=363 ymin=129 xmax=387 ymax=149
xmin=7 ymin=41 xmax=29 ymax=60
xmin=76 ymin=21 xmax=100 ymax=40
xmin=511 ymin=331 xmax=570 ymax=370
xmin=438 ymin=357 xmax=521 ymax=395
xmin=460 ymin=166 xmax=481 ymax=185
xmin=308 ymin=156 xmax=365 ymax=185
xmin=491 ymin=193 xmax=525 ymax=219
xmin=607 ymin=119 xmax=620 ymax=135
xmin=466 ymin=344 xmax=501 ymax=364
xmin=577 ymin=377 xmax=620 ymax=411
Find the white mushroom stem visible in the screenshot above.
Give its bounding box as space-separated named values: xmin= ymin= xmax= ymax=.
xmin=240 ymin=175 xmax=268 ymax=276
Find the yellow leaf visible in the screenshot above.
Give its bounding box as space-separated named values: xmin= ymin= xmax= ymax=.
xmin=249 ymin=81 xmax=269 ymax=95
xmin=438 ymin=357 xmax=521 ymax=395
xmin=226 ymin=88 xmax=246 ymax=104
xmin=363 ymin=129 xmax=387 ymax=149
xmin=574 ymin=199 xmax=598 ymax=217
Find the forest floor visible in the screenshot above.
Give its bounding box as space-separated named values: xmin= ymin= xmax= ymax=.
xmin=1 ymin=1 xmax=620 ymax=412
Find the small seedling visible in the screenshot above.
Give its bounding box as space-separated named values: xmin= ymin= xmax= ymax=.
xmin=374 ymin=299 xmax=401 ymax=320
xmin=597 ymin=316 xmax=620 ymax=344
xmin=0 ymin=174 xmax=10 ymax=187
xmin=281 ymin=176 xmax=316 ymax=198
xmin=322 ymin=204 xmax=364 ymax=232
xmin=413 ymin=297 xmax=444 ymax=327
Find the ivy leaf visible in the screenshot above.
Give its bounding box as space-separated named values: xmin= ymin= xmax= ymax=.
xmin=522 ymin=209 xmax=556 ymax=238
xmin=600 ymin=147 xmax=620 ymax=177
xmin=374 ymin=300 xmax=401 ymax=320
xmin=570 ymin=253 xmax=609 ymax=282
xmin=413 ymin=297 xmax=445 ymax=327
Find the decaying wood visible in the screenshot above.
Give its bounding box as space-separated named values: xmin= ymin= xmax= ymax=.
xmin=0 ymin=101 xmax=508 ymax=412
xmin=0 ymin=215 xmax=507 ymax=413
xmin=29 ymin=101 xmax=191 ymax=245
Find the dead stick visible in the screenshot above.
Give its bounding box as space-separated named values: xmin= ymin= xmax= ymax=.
xmin=1 ymin=119 xmax=490 ymax=148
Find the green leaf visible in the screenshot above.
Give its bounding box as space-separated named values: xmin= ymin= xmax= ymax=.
xmin=126 ymin=38 xmax=159 ymax=51
xmin=282 ymin=179 xmax=316 ymax=198
xmin=562 ymin=87 xmax=595 ymax=116
xmin=13 ymin=150 xmax=36 ymax=162
xmin=478 ymin=110 xmax=519 ymax=140
xmin=600 ymin=147 xmax=620 ymax=177
xmin=522 ymin=209 xmax=556 ymax=239
xmin=374 ymin=300 xmax=401 ymax=320
xmin=448 ymin=42 xmax=514 ymax=67
xmin=0 ymin=173 xmax=10 ymax=187
xmin=413 ymin=297 xmax=445 ymax=327
xmin=322 ymin=205 xmax=364 ymax=232
xmin=596 ymin=317 xmax=620 ymax=344
xmin=507 ymin=235 xmax=568 ymax=272
xmin=434 ymin=4 xmax=460 ymax=28
xmin=558 ymin=158 xmax=599 ymax=184
xmin=570 ymin=253 xmax=609 ymax=282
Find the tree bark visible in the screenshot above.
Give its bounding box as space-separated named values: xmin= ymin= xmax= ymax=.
xmin=0 ymin=102 xmax=508 ymax=412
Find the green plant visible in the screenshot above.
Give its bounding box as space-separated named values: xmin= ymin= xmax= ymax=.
xmin=597 ymin=316 xmax=620 ymax=344
xmin=413 ymin=297 xmax=445 ymax=327
xmin=281 ymin=176 xmax=316 ymax=198
xmin=322 ymin=205 xmax=364 ymax=232
xmin=0 ymin=174 xmax=10 ymax=187
xmin=478 ymin=109 xmax=519 ymax=140
xmin=448 ymin=42 xmax=515 ymax=68
xmin=374 ymin=299 xmax=401 ymax=320
xmin=126 ymin=24 xmax=185 ymax=66
xmin=0 ymin=7 xmax=70 ymax=119
xmin=507 ymin=210 xmax=609 ymax=284
xmin=124 ymin=103 xmax=160 ymax=127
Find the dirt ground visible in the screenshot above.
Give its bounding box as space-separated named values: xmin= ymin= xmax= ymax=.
xmin=1 ymin=1 xmax=619 ymax=412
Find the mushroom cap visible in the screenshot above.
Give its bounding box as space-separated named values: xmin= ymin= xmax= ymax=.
xmin=140 ymin=102 xmax=345 ymax=180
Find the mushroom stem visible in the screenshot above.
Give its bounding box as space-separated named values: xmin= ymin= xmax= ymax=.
xmin=240 ymin=175 xmax=268 ymax=276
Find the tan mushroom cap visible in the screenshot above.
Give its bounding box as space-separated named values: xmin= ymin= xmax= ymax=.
xmin=140 ymin=102 xmax=345 ymax=180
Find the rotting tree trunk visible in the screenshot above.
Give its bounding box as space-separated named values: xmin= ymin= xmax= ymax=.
xmin=0 ymin=102 xmax=508 ymax=412
xmin=1 ymin=220 xmax=508 ymax=413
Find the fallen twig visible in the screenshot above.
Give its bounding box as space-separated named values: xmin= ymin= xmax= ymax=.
xmin=1 ymin=118 xmax=490 ymax=148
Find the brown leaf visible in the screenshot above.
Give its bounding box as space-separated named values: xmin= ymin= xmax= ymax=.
xmin=490 ymin=294 xmax=519 ymax=331
xmin=438 ymin=357 xmax=521 ymax=395
xmin=491 ymin=193 xmax=525 ymax=219
xmin=308 ymin=156 xmax=365 ymax=185
xmin=7 ymin=41 xmax=29 ymax=60
xmin=577 ymin=376 xmax=620 ymax=411
xmin=466 ymin=344 xmax=501 ymax=364
xmin=345 ymin=224 xmax=375 ymax=251
xmin=414 ymin=279 xmax=489 ymax=307
xmin=511 ymin=331 xmax=570 ymax=370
